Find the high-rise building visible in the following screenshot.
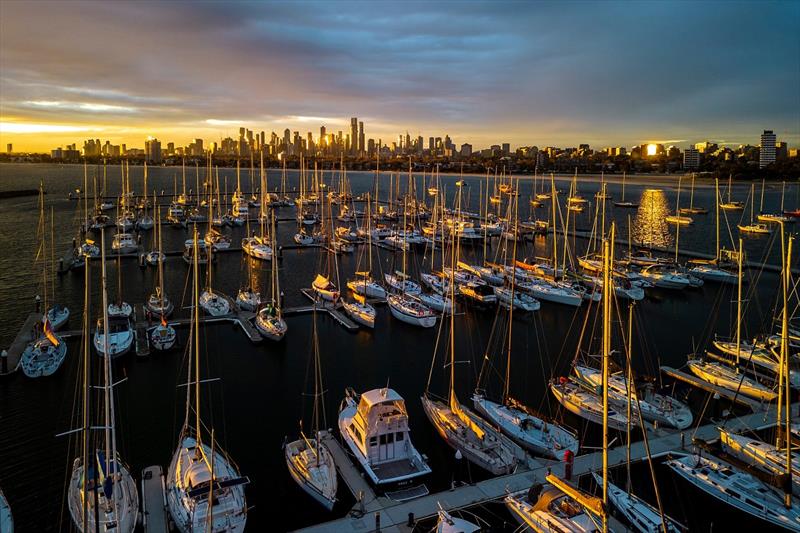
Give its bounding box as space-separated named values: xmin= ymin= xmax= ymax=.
xmin=145 ymin=137 xmax=162 ymax=163
xmin=428 ymin=137 xmax=435 ymax=153
xmin=502 ymin=143 xmax=511 ymax=155
xmin=350 ymin=117 xmax=358 ymax=155
xmin=358 ymin=122 xmax=365 ymax=155
xmin=760 ymin=130 xmax=776 ymax=168
xmin=683 ymin=147 xmax=700 ymax=170
xmin=460 ymin=143 xmax=472 ymax=157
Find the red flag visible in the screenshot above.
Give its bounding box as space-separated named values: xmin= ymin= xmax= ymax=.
xmin=43 ymin=317 xmax=60 ymax=347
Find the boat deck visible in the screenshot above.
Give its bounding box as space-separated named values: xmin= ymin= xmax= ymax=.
xmin=372 ymin=458 xmax=427 ymax=483
xmin=134 ymin=304 xmax=151 ymax=357
xmin=140 ymin=465 xmax=169 ymax=533
xmin=318 ymin=430 xmax=382 ymax=513
xmin=1 ymin=312 xmax=40 ymax=376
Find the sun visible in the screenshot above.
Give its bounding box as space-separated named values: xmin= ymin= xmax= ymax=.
xmin=646 ymin=144 xmax=658 ymax=156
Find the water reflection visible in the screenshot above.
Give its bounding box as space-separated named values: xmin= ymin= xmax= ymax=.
xmin=633 ymin=189 xmax=673 ymax=248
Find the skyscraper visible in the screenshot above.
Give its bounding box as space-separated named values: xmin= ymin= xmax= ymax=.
xmin=760 ymin=129 xmax=776 ymax=168
xmin=145 ymin=137 xmax=162 ymax=163
xmin=350 ymin=117 xmax=358 ymax=155
xmin=358 ymin=121 xmax=364 ymax=155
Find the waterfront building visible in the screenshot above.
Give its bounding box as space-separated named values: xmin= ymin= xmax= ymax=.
xmin=760 ymin=129 xmax=776 ymax=168
xmin=683 ymin=147 xmax=700 ymax=169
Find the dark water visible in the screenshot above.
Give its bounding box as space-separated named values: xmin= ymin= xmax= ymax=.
xmin=0 ymin=163 xmax=797 ymax=531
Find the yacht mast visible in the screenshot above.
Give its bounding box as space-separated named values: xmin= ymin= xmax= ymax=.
xmin=601 ymin=224 xmax=614 ymax=533
xmin=735 ymin=237 xmax=743 ymax=366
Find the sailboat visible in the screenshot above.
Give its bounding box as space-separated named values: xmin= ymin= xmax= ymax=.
xmin=67 ymin=230 xmax=139 ymax=532
xmin=199 ymin=231 xmax=232 ymax=316
xmin=73 ymin=162 xmax=101 ymax=268
xmin=591 ymin=472 xmax=682 ymax=533
xmin=667 ymin=451 xmax=800 ymax=531
xmin=688 ymin=178 xmax=739 ymax=284
xmin=22 ymin=192 xmax=68 ymax=377
xmin=146 ymin=195 xmax=166 ymax=266
xmin=665 ymin=176 xmax=693 ymax=225
xmin=614 ymin=172 xmax=638 ymax=208
xmin=387 ymin=174 xmax=436 ymax=327
xmin=137 ymin=162 xmax=154 ymax=230
xmin=94 ymin=229 xmax=135 ymax=358
xmin=347 ymin=193 xmax=387 ymax=299
xmin=166 ymin=235 xmax=248 ymax=532
xmin=719 ymin=235 xmax=799 ymax=497
xmin=145 ymin=207 xmax=173 ymax=318
xmin=422 ymin=181 xmax=518 ymax=476
xmin=435 ymin=506 xmax=480 ymax=533
xmin=738 ymin=183 xmax=771 ymax=234
xmin=758 ymin=180 xmax=793 ymax=223
xmin=474 ymin=215 xmax=578 ymax=458
xmin=678 ymin=173 xmax=707 ymax=215
xmin=284 ymin=307 xmax=338 ymax=510
xmin=242 ymin=153 xmax=273 ymax=260
xmin=719 ymin=174 xmax=744 ymax=210
xmin=567 ymin=169 xmax=587 ymax=205
xmin=255 ymin=211 xmax=288 ymax=342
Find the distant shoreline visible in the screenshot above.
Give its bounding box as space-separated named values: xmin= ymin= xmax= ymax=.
xmin=0 ymin=161 xmax=792 ymax=190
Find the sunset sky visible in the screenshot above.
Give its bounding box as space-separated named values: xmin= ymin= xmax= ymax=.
xmin=1 ymin=0 xmax=798 ymax=152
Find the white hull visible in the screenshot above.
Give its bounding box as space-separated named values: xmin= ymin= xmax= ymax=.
xmin=387 ymin=295 xmax=436 ymax=328
xmin=285 ymin=438 xmax=337 ymax=511
xmin=68 ymin=454 xmax=139 ymax=533
xmin=166 ymin=435 xmax=247 ymax=533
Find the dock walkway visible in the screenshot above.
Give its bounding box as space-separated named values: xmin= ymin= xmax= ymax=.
xmin=1 ymin=312 xmax=40 ymax=376
xmin=140 ymin=465 xmax=169 ymax=533
xmin=294 ymin=403 xmax=792 ymax=533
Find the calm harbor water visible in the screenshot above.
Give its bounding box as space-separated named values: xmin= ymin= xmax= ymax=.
xmin=0 ymin=163 xmax=797 ymax=531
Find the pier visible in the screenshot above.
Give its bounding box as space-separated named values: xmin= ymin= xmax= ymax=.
xmin=140 ymin=466 xmax=169 ymax=533
xmin=295 ymin=403 xmax=794 ymax=533
xmin=0 ymin=312 xmax=40 ymax=376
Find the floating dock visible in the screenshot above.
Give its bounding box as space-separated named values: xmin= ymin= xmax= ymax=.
xmin=295 ymin=402 xmax=794 ymax=533
xmin=140 ymin=465 xmax=169 ymax=533
xmin=1 ymin=312 xmax=40 ymax=376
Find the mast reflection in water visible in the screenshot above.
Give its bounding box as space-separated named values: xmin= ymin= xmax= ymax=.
xmin=632 ymin=188 xmax=673 ymax=249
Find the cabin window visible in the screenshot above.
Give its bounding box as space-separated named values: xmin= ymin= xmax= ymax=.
xmin=369 ymin=437 xmax=377 ymax=447
xmin=386 ymin=433 xmax=394 ymax=444
xmin=379 ymin=434 xmax=387 ymax=445
xmin=396 ymin=432 xmax=404 ymax=442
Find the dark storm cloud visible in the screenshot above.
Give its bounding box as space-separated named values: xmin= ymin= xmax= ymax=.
xmin=1 ymin=0 xmax=797 ymax=147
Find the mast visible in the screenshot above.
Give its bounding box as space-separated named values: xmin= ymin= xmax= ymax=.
xmin=760 ymin=179 xmax=766 ymax=213
xmin=504 ymin=186 xmax=519 ymax=403
xmin=777 ymin=228 xmax=793 ymax=508
xmin=735 ymin=237 xmax=743 ymax=366
xmin=715 ymin=178 xmax=720 ymax=261
xmin=99 ymin=229 xmax=118 ymax=496
xmin=601 ymin=223 xmax=614 ymax=533
xmin=80 ymin=232 xmax=91 ymax=529
xmin=193 ymin=226 xmax=202 ymax=441
xmin=550 ymin=174 xmax=558 ymax=272
xmin=674 ymin=177 xmax=681 ymax=263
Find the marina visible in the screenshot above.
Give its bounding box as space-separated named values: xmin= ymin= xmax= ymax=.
xmin=0 ymin=163 xmax=799 ymax=532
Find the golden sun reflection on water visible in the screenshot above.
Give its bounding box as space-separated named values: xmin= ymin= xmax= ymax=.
xmin=633 ymin=188 xmax=673 ymax=248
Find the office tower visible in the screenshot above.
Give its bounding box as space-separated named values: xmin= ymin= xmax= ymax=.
xmin=358 ymin=121 xmax=365 ymax=155
xmin=145 ymin=137 xmax=162 ymax=163
xmin=683 ymin=147 xmax=700 ymax=170
xmin=350 ymin=117 xmax=358 ymax=155
xmin=776 ymin=141 xmax=788 ymax=160
xmin=460 ymin=143 xmax=472 ymax=157
xmin=428 ymin=137 xmax=435 ymax=153
xmin=502 ymin=142 xmax=510 ymax=155
xmin=760 ymin=130 xmax=776 ymax=168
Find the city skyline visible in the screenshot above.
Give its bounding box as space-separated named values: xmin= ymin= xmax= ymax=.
xmin=1 ymin=1 xmax=799 ymax=151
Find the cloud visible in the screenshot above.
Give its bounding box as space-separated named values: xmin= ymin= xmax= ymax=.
xmin=0 ymin=0 xmax=797 ymax=150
